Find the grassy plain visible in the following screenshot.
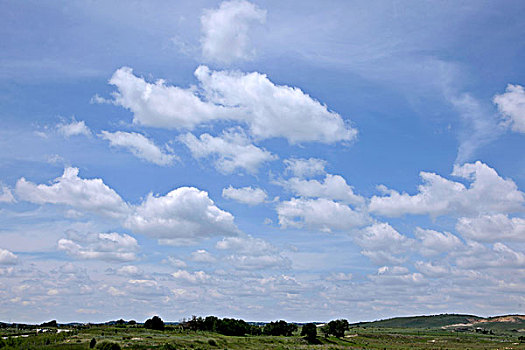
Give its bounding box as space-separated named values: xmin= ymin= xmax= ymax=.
xmin=1 ymin=324 xmax=525 ymax=350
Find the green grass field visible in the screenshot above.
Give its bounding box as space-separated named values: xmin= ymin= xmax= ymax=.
xmin=1 ymin=324 xmax=524 ymax=350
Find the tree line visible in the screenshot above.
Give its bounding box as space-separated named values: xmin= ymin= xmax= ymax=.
xmin=143 ymin=315 xmax=350 ymax=341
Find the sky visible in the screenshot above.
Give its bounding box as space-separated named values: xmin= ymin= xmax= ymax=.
xmin=1 ymin=0 xmax=525 ymax=324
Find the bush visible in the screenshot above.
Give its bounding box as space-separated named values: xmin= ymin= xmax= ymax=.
xmin=90 ymin=337 xmax=97 ymax=348
xmin=207 ymin=338 xmax=217 ymax=346
xmin=96 ymin=341 xmax=122 ymax=350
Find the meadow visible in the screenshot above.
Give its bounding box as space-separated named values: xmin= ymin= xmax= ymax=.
xmin=1 ymin=323 xmax=524 ymax=349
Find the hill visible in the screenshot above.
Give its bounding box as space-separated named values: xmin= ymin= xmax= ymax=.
xmin=354 ymin=313 xmax=525 ymax=332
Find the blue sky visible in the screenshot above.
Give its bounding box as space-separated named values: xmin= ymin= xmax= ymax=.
xmin=1 ymin=0 xmax=525 ymax=323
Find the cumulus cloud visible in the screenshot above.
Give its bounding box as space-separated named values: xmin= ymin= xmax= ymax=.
xmin=369 ymin=161 xmax=524 ymax=217
xmin=277 ymin=174 xmax=364 ymax=205
xmin=414 ymin=227 xmax=463 ymax=257
xmin=356 ymin=223 xmax=413 ymax=265
xmin=108 ymin=66 xmax=356 ymax=144
xmin=196 ymin=65 xmax=356 ymax=144
xmin=493 ymin=84 xmax=525 ymax=133
xmin=277 ymin=198 xmax=368 ymax=232
xmin=100 ymin=130 xmax=177 ymax=166
xmin=456 ymin=214 xmax=525 ymax=242
xmin=56 ymin=118 xmax=91 ymax=137
xmin=0 ymin=248 xmax=18 ymax=265
xmin=57 ymin=230 xmax=139 ymax=262
xmin=179 ymin=129 xmax=276 ymax=174
xmin=201 ymin=0 xmax=266 ymax=63
xmin=15 ymin=167 xmax=130 ymax=218
xmin=125 ymin=187 xmax=238 ymax=245
xmin=222 ymin=185 xmax=267 ymax=205
xmin=283 ymin=158 xmax=327 ymax=178
xmin=0 ymin=185 xmax=15 ymax=203
xmin=109 ymin=67 xmax=230 ymax=129
xmin=456 ymin=242 xmax=525 ymax=269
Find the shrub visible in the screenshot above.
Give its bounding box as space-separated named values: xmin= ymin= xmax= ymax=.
xmin=90 ymin=338 xmax=97 ymax=348
xmin=96 ymin=341 xmax=122 ymax=350
xmin=208 ymin=339 xmax=217 ymax=346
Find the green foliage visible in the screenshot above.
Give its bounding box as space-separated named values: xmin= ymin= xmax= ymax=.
xmin=207 ymin=338 xmax=217 ymax=346
xmin=144 ymin=316 xmax=165 ymax=331
xmin=323 ymin=319 xmax=349 ymax=338
xmin=89 ymin=337 xmax=97 ymax=348
xmin=96 ymin=341 xmax=121 ymax=350
xmin=263 ymin=320 xmax=298 ymax=336
xmin=301 ymin=323 xmax=317 ymax=342
xmin=185 ymin=316 xmax=260 ymax=336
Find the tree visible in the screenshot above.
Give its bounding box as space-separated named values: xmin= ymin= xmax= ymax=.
xmin=263 ymin=320 xmax=298 ymax=336
xmin=301 ymin=323 xmax=317 ymax=342
xmin=144 ymin=316 xmax=165 ymax=331
xmin=324 ymin=319 xmax=349 ymax=338
xmin=89 ymin=338 xmax=97 ymax=348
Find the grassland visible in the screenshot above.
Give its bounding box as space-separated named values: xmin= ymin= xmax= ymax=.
xmin=1 ymin=323 xmax=524 ymax=349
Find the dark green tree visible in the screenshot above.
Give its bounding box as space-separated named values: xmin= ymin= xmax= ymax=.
xmin=324 ymin=319 xmax=349 ymax=338
xmin=301 ymin=323 xmax=317 ymax=342
xmin=144 ymin=316 xmax=165 ymax=331
xmin=89 ymin=338 xmax=97 ymax=348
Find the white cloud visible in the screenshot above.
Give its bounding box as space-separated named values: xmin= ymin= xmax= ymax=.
xmin=0 ymin=248 xmax=18 ymax=265
xmin=201 ymin=0 xmax=266 ymax=64
xmin=179 ymin=129 xmax=276 ymax=174
xmin=100 ymin=130 xmax=177 ymax=166
xmin=0 ymin=185 xmax=15 ymax=203
xmin=57 ymin=230 xmax=139 ymax=262
xmin=108 ymin=66 xmax=356 ymax=144
xmin=116 ymin=265 xmax=143 ymax=277
xmin=450 ymin=94 xmax=502 ymax=163
xmin=456 ymin=214 xmax=525 ymax=242
xmin=414 ymin=261 xmax=450 ymax=277
xmin=216 ymin=235 xmax=277 ymax=256
xmin=196 ymin=65 xmax=356 ymax=144
xmin=225 ymin=254 xmax=290 ymax=270
xmin=171 ymin=270 xmax=211 ymax=284
xmin=356 ymin=223 xmax=412 ymax=265
xmin=283 ymin=158 xmax=327 ymax=178
xmin=56 ymin=118 xmax=91 ymax=137
xmin=222 ymin=185 xmax=267 ymax=205
xmin=277 ymin=198 xmax=368 ymax=232
xmin=109 ymin=67 xmax=229 ymax=129
xmin=493 ymin=84 xmax=525 ymax=133
xmin=277 ymin=174 xmax=364 ymax=205
xmin=456 ymin=242 xmax=525 ymax=269
xmin=216 ymin=235 xmax=289 ymax=270
xmin=369 ymin=161 xmax=524 ymax=217
xmin=190 ymin=249 xmax=216 ymax=263
xmin=414 ymin=227 xmax=463 ymax=257
xmin=15 ymin=167 xmax=130 ymax=218
xmin=125 ymin=187 xmax=238 ymax=245
xmin=369 ymin=266 xmax=424 ymax=285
